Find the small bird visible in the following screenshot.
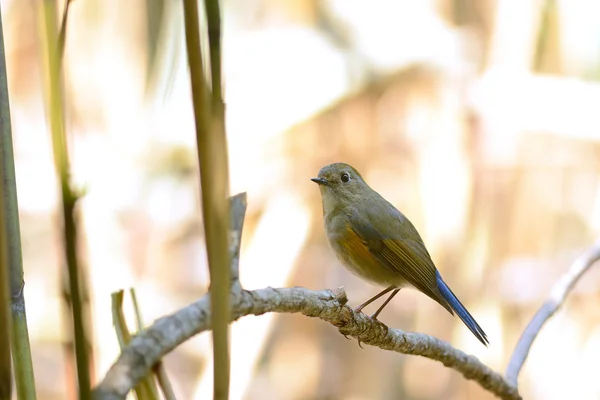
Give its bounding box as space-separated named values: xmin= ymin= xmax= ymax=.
xmin=311 ymin=162 xmax=488 ymax=346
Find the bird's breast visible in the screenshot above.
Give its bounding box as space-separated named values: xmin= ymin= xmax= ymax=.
xmin=325 ymin=216 xmax=406 ymax=287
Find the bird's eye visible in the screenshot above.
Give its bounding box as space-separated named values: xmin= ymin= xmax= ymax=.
xmin=340 ymin=173 xmax=350 ymax=183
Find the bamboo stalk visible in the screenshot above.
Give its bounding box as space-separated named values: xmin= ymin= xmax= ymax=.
xmin=0 ymin=4 xmax=37 ymax=399
xmin=182 ymin=1 xmax=231 ymax=398
xmin=0 ymin=159 xmax=12 ymax=400
xmin=111 ymin=291 xmax=159 ymax=400
xmin=204 ymin=0 xmax=222 ymax=107
xmin=40 ymin=1 xmax=93 ymax=397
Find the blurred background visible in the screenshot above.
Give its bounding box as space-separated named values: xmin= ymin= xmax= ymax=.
xmin=3 ymin=0 xmax=600 ymax=398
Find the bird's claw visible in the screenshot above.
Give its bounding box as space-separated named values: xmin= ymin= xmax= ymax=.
xmin=339 ymin=331 xmax=364 ymax=347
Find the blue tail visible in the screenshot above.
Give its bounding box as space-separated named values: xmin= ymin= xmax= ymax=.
xmin=436 ymin=273 xmax=489 ymax=346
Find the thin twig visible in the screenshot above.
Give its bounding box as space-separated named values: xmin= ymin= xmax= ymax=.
xmin=505 ymin=240 xmax=600 ymax=386
xmin=111 ymin=291 xmax=159 ymax=400
xmin=129 ymin=288 xmax=145 ymax=333
xmin=152 ymin=366 xmax=177 ymax=400
xmin=111 ymin=291 xmax=129 ymax=349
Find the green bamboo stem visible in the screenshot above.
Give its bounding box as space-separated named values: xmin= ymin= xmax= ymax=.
xmin=110 ymin=291 xmax=159 ymax=400
xmin=41 ymin=1 xmax=92 ymax=398
xmin=0 ymin=174 xmax=12 ymax=400
xmin=182 ymin=1 xmax=231 ymax=399
xmin=204 ymin=0 xmax=222 ymax=107
xmin=57 ymin=0 xmax=73 ymax=62
xmin=0 ymin=5 xmax=37 ymax=400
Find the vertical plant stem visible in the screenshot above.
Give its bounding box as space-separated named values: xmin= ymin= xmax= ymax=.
xmin=57 ymin=0 xmax=73 ymax=62
xmin=110 ymin=291 xmax=159 ymax=400
xmin=0 ymin=165 xmax=12 ymax=400
xmin=41 ymin=1 xmax=92 ymax=398
xmin=182 ymin=1 xmax=231 ymax=399
xmin=0 ymin=4 xmax=37 ymax=400
xmin=204 ymin=0 xmax=222 ymax=106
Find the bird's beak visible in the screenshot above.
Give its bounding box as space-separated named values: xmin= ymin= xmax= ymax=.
xmin=311 ymin=177 xmax=329 ymax=186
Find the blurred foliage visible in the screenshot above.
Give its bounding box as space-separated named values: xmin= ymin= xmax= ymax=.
xmin=144 ymin=144 xmax=197 ymax=180
xmin=533 ymin=0 xmax=561 ymax=74
xmin=144 ymin=0 xmax=181 ymax=100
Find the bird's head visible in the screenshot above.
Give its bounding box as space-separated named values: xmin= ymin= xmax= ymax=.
xmin=311 ymin=163 xmax=370 ymax=213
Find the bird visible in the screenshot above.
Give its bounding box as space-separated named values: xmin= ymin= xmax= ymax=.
xmin=311 ymin=162 xmax=488 ymax=346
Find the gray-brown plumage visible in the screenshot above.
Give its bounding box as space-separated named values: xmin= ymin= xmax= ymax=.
xmin=312 ymin=162 xmax=488 ymax=346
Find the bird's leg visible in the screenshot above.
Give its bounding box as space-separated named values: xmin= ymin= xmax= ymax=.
xmin=370 ymin=289 xmax=400 ymax=321
xmin=355 ymin=291 xmax=399 ymax=349
xmin=352 ymin=286 xmax=397 ymax=349
xmin=354 ymin=286 xmax=396 ymax=314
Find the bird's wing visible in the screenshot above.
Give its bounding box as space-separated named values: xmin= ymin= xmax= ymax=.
xmin=347 ymin=209 xmax=453 ymax=314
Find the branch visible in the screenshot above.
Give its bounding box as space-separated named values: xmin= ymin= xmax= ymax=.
xmin=92 ymin=192 xmax=519 ymax=400
xmin=227 ymin=192 xmax=246 ymax=291
xmin=92 ymin=286 xmax=520 ymax=400
xmin=505 ymin=239 xmax=600 ymax=386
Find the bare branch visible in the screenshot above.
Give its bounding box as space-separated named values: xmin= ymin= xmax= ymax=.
xmin=92 ymin=286 xmax=521 ymax=400
xmin=505 ymin=239 xmax=600 ymax=386
xmin=92 ymin=191 xmax=519 ymax=400
xmin=228 ymin=192 xmax=246 ymax=291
